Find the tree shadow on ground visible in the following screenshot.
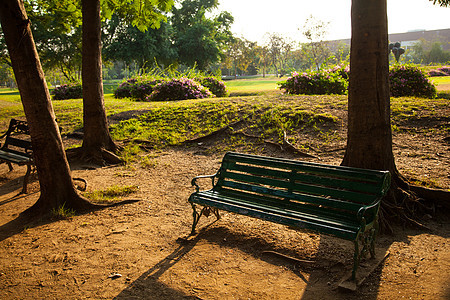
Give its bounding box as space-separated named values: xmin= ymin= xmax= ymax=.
xmin=113 ymin=228 xmax=210 ymax=299
xmin=0 ymin=213 xmax=52 ymax=243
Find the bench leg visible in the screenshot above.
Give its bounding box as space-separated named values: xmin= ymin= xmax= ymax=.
xmin=352 ymin=225 xmax=378 ymax=280
xmin=191 ymin=203 xmax=201 ymax=235
xmin=7 ymin=162 xmax=13 ymax=171
xmin=21 ymin=164 xmax=32 ymax=194
xmin=370 ymin=218 xmax=380 ymax=259
xmin=190 ymin=203 xmax=221 ymax=235
xmin=352 ymin=239 xmax=360 ymax=280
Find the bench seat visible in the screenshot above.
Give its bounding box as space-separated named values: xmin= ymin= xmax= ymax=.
xmin=0 ymin=148 xmax=32 ymax=165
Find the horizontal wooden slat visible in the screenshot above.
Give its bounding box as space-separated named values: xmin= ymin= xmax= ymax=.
xmin=190 ymin=191 xmax=360 ymax=240
xmin=227 ymin=163 xmax=383 ymax=195
xmin=0 ymin=150 xmax=31 ymax=164
xmin=223 ymin=152 xmax=388 ymax=184
xmin=222 ymin=171 xmax=377 ymax=204
xmin=220 ymin=179 xmax=368 ymax=213
xmin=5 ymin=136 xmax=32 ymax=150
xmin=216 ymin=188 xmax=367 ymax=223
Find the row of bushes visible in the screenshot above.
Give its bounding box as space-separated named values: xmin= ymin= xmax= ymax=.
xmin=114 ymin=76 xmax=228 ymax=101
xmin=279 ymin=65 xmax=437 ymax=98
xmin=50 ymin=76 xmax=228 ymax=101
xmin=52 ymin=83 xmax=83 ymax=100
xmin=428 ymin=66 xmax=450 ymax=77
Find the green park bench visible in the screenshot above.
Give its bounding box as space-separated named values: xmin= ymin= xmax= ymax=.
xmin=188 ymin=152 xmax=391 ymax=279
xmin=0 ymin=119 xmax=34 ymax=194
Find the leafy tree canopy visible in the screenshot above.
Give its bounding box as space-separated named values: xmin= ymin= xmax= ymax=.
xmin=171 ymin=0 xmax=234 ymax=70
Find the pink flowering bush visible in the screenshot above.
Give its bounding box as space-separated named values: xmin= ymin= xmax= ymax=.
xmin=52 ymin=83 xmax=83 ymax=100
xmin=438 ymin=67 xmax=450 ymax=75
xmin=114 ymin=79 xmax=137 ymax=98
xmin=428 ymin=70 xmax=447 ymax=77
xmin=389 ymin=65 xmax=436 ymax=98
xmin=428 ymin=66 xmax=450 ymax=77
xmin=279 ymin=69 xmax=348 ymax=95
xmin=146 ymin=78 xmax=214 ymax=101
xmin=129 ymin=79 xmax=166 ymax=101
xmin=194 ymin=77 xmax=228 ymax=97
xmin=114 ymin=78 xmax=166 ymax=100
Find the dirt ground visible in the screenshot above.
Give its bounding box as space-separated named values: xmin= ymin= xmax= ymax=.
xmin=0 ymin=109 xmax=449 ymax=299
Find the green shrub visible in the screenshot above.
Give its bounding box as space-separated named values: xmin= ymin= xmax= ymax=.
xmin=146 ymin=78 xmax=214 ymax=101
xmin=129 ymin=79 xmax=166 ymax=101
xmin=279 ymin=70 xmax=348 ymax=95
xmin=114 ymin=79 xmax=136 ymax=98
xmin=195 ymin=76 xmax=228 ymax=97
xmin=114 ymin=78 xmax=166 ymax=101
xmin=52 ymin=83 xmax=83 ymax=100
xmin=389 ymin=65 xmax=436 ymax=98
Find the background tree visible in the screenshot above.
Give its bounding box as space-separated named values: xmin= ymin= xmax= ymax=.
xmin=24 ymin=0 xmax=82 ymax=82
xmin=0 ymin=0 xmax=95 ymax=215
xmin=222 ymin=37 xmax=255 ymax=77
xmin=265 ymin=33 xmax=293 ymax=77
xmin=171 ymin=0 xmax=233 ymax=70
xmin=343 ymin=0 xmax=449 ymax=232
xmin=301 ymin=15 xmax=331 ymax=70
xmin=254 ymin=44 xmax=271 ymax=78
xmin=103 ymin=15 xmax=177 ymax=71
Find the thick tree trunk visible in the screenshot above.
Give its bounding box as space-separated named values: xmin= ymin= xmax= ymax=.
xmin=78 ymin=0 xmax=119 ymax=165
xmin=0 ymin=0 xmax=94 ymax=214
xmin=342 ymin=0 xmax=447 ymax=232
xmin=343 ymin=0 xmax=393 ymax=170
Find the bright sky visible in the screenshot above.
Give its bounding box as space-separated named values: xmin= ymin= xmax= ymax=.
xmin=217 ymin=0 xmax=450 ymax=43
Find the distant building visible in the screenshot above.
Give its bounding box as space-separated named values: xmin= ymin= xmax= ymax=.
xmin=328 ymin=28 xmax=450 ymax=51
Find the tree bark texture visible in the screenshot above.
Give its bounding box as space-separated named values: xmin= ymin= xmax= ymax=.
xmin=343 ymin=0 xmax=394 ymax=171
xmin=81 ymin=0 xmax=117 ymax=160
xmin=0 ymin=0 xmax=92 ymax=214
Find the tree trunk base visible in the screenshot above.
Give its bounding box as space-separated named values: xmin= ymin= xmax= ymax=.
xmin=22 ymin=193 xmax=140 ymax=219
xmin=66 ymin=146 xmax=123 ymax=166
xmin=22 ymin=193 xmax=101 ymax=217
xmin=378 ymin=169 xmax=449 ymax=233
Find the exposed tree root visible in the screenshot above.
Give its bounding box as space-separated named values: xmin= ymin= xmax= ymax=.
xmin=22 ymin=193 xmax=140 ymax=219
xmin=409 ymin=185 xmax=450 ymax=210
xmin=73 ymin=177 xmax=87 ymax=191
xmin=378 ymin=169 xmax=449 ymax=234
xmin=183 ymin=119 xmax=246 ymax=144
xmin=227 ymin=130 xmax=318 ymax=158
xmin=282 ymin=131 xmax=317 ymax=158
xmin=66 ymin=146 xmax=123 ymax=166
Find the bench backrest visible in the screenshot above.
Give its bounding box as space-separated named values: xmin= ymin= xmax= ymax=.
xmin=214 ymin=152 xmax=390 ymax=222
xmin=0 ymin=119 xmax=32 ymax=157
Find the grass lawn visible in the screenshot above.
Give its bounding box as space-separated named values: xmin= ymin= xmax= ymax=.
xmin=430 ymin=76 xmax=450 ymax=91
xmin=225 ymin=76 xmax=282 ymax=96
xmin=0 ymin=74 xmax=449 ymax=135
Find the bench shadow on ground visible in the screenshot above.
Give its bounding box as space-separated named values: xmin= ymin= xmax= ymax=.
xmin=113 ymin=219 xmax=411 ymax=300
xmin=197 ymin=225 xmax=391 ymax=300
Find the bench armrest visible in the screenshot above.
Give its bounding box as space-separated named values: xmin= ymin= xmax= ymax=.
xmin=191 ymin=173 xmax=219 ymax=192
xmin=357 ymin=198 xmax=381 ymax=223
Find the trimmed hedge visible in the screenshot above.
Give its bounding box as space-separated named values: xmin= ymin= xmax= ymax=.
xmin=146 ymin=78 xmax=214 ymax=101
xmin=279 ymin=69 xmax=348 ymax=95
xmin=389 ymin=65 xmax=436 ymax=98
xmin=52 ymin=83 xmax=83 ymax=100
xmin=280 ymin=65 xmax=437 ymax=98
xmin=195 ymin=77 xmax=228 ymax=97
